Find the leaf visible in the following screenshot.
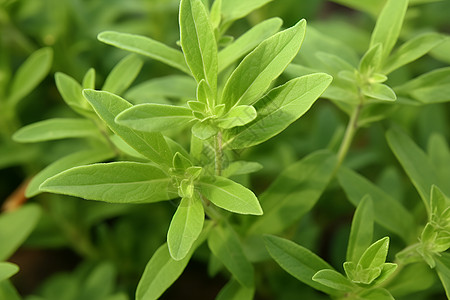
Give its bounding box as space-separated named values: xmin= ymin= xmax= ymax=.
xmin=218 ymin=18 xmax=282 ymax=72
xmin=361 ymin=83 xmax=396 ymax=101
xmin=221 ymin=19 xmax=306 ymax=109
xmin=98 ymin=31 xmax=190 ymax=74
xmin=216 ymin=279 xmax=254 ymax=300
xmin=0 ymin=281 xmax=21 ymax=300
xmin=40 ymin=162 xmax=175 ymax=204
xmin=338 ymin=166 xmax=416 ymax=242
xmin=312 ymin=269 xmax=355 ymax=293
xmin=248 ymin=150 xmax=337 ymax=235
xmin=360 ymin=288 xmax=395 ymax=300
xmin=386 ymin=127 xmax=444 ymax=211
xmin=198 ymin=176 xmax=262 ymax=215
xmin=83 ymin=90 xmax=172 ymax=165
xmin=208 ymin=223 xmax=254 ymax=288
xmin=26 ymin=147 xmax=116 ymax=197
xmin=82 ymin=68 xmax=96 ymax=89
xmin=264 ymin=235 xmax=335 ymax=294
xmin=221 ymin=0 xmax=273 ymax=24
xmin=0 ymin=263 xmax=19 ymax=282
xmin=394 ymin=67 xmax=450 ymax=104
xmin=102 ymin=54 xmax=143 ymax=95
xmin=383 ymin=32 xmax=445 ymax=74
xmin=115 ymin=103 xmax=194 ymax=132
xmin=359 ymin=43 xmax=382 ymax=75
xmin=13 ymin=118 xmax=99 ymax=143
xmin=347 ymin=195 xmax=374 ymax=263
xmin=434 ymin=253 xmax=450 ymax=299
xmin=222 ymin=161 xmax=262 ymax=177
xmin=210 ymin=0 xmax=222 ymax=29
xmin=136 ymin=223 xmax=212 ymax=300
xmin=385 ymin=263 xmax=435 ymax=297
xmin=329 ymin=0 xmax=383 ymax=15
xmin=217 ymin=105 xmax=257 ymax=129
xmin=369 ymin=0 xmax=408 ymax=61
xmin=179 ymin=0 xmax=217 ymax=93
xmin=167 ymin=196 xmax=204 ymax=260
xmin=191 ymin=120 xmax=217 ymax=140
xmin=0 ymin=204 xmax=41 ymax=260
xmin=225 ymin=73 xmax=332 ymax=149
xmin=8 ymin=47 xmax=53 ymax=106
xmin=78 ymin=263 xmax=116 ymax=300
xmin=358 ymin=237 xmax=390 ymax=270
xmin=371 ymin=263 xmax=398 ymax=286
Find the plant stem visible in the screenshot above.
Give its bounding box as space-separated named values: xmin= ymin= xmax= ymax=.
xmin=337 ymin=103 xmax=362 ymax=166
xmin=214 ymin=131 xmax=223 ymax=176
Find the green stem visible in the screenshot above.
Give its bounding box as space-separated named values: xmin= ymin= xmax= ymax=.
xmin=337 ymin=103 xmax=362 ymax=166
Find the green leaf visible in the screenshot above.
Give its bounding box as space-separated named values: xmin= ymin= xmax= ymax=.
xmin=216 ymin=279 xmax=254 ymax=300
xmin=98 ymin=31 xmax=190 ymax=74
xmin=394 ymin=67 xmax=450 ymax=104
xmin=136 ymin=223 xmax=212 ymax=300
xmin=360 ymin=288 xmax=394 ymax=300
xmin=347 ymin=195 xmax=374 ymax=263
xmin=359 ymin=43 xmax=382 ymax=75
xmin=248 ymin=150 xmax=337 ymax=235
xmin=264 ymin=235 xmax=335 ymax=294
xmin=386 ymin=127 xmax=444 ymax=211
xmin=102 ymin=54 xmax=143 ymax=95
xmin=210 ymin=0 xmax=222 ymax=29
xmin=225 ymin=73 xmax=332 ymax=149
xmin=338 ymin=167 xmax=416 ymax=242
xmin=78 ymin=263 xmax=116 ymax=300
xmin=217 ymin=105 xmax=256 ymax=129
xmin=26 ymin=147 xmax=116 ymax=197
xmin=221 ymin=0 xmax=273 ymax=24
xmin=0 ymin=281 xmax=21 ymax=300
xmin=383 ymin=33 xmax=445 ymax=74
xmin=221 ymin=19 xmax=306 ymax=109
xmin=369 ymin=0 xmax=408 ymax=61
xmin=371 ymin=263 xmax=398 ymax=286
xmin=40 ymin=162 xmax=175 ymax=204
xmin=0 ymin=263 xmax=19 ymax=282
xmin=180 ymin=0 xmax=218 ymax=93
xmin=329 ymin=0 xmax=383 ymax=15
xmin=208 ymin=223 xmax=254 ymax=288
xmin=385 ymin=263 xmax=435 ymax=297
xmin=0 ymin=204 xmax=41 ymax=260
xmin=312 ymin=269 xmax=355 ymax=293
xmin=82 ymin=68 xmax=96 ymax=89
xmin=191 ymin=120 xmax=217 ymax=140
xmin=198 ymin=176 xmax=262 ymax=215
xmin=167 ymin=196 xmax=204 ymax=260
xmin=222 ymin=161 xmax=262 ymax=177
xmin=55 ymin=72 xmax=95 ymax=117
xmin=218 ymin=18 xmax=282 ymax=72
xmin=8 ymin=47 xmax=53 ymax=106
xmin=361 ymin=83 xmax=396 ymax=101
xmin=83 ymin=90 xmax=172 ymax=165
xmin=13 ymin=118 xmax=99 ymax=143
xmin=435 ymin=253 xmax=450 ymax=299
xmin=358 ymin=237 xmax=390 ymax=270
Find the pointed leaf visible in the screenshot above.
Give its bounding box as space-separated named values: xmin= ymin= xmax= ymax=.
xmin=0 ymin=281 xmax=21 ymax=300
xmin=40 ymin=162 xmax=175 ymax=203
xmin=198 ymin=176 xmax=262 ymax=215
xmin=13 ymin=118 xmax=99 ymax=143
xmin=83 ymin=90 xmax=172 ymax=165
xmin=221 ymin=19 xmax=306 ymax=109
xmin=347 ymin=195 xmax=374 ymax=263
xmin=358 ymin=237 xmax=390 ymax=270
xmin=180 ymin=0 xmax=217 ymax=93
xmin=312 ymin=269 xmax=355 ymax=293
xmin=216 ymin=279 xmax=254 ymax=300
xmin=362 ymin=83 xmax=396 ymax=101
xmin=359 ymin=43 xmax=382 ymax=75
xmin=167 ymin=196 xmax=204 ymax=260
xmin=221 ymin=0 xmax=273 ymax=24
xmin=208 ymin=223 xmax=254 ymax=288
xmin=82 ymin=68 xmax=96 ymax=89
xmin=102 ymin=54 xmax=143 ymax=95
xmin=116 ymin=103 xmax=194 ymax=132
xmin=0 ymin=263 xmax=19 ymax=282
xmin=55 ymin=72 xmax=95 ymax=117
xmin=371 ymin=263 xmax=398 ymax=286
xmin=98 ymin=31 xmax=190 ymax=74
xmin=360 ymin=288 xmax=394 ymax=300
xmin=217 ymin=105 xmax=256 ymax=129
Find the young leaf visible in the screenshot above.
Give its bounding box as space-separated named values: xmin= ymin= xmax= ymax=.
xmin=369 ymin=0 xmax=408 ymax=61
xmin=115 ymin=103 xmax=194 ymax=132
xmin=0 ymin=263 xmax=19 ymax=282
xmin=208 ymin=223 xmax=254 ymax=288
xmin=225 ymin=73 xmax=332 ymax=149
xmin=191 ymin=120 xmax=218 ymax=140
xmin=359 ymin=43 xmax=382 ymax=75
xmin=210 ymin=0 xmax=222 ymax=29
xmin=221 ymin=0 xmax=273 ymax=24
xmin=361 ymin=83 xmax=396 ymax=101
xmin=221 ymin=161 xmax=262 ymax=177
xmin=82 ymin=68 xmax=96 ymax=89
xmin=264 ymin=235 xmax=336 ymax=294
xmin=26 ymin=147 xmax=116 ymax=197
xmin=218 ymin=18 xmax=282 ymax=72
xmin=98 ymin=31 xmax=190 ymax=74
xmin=167 ymin=195 xmax=204 ymax=261
xmin=102 ymin=54 xmax=143 ymax=95
xmin=248 ymin=150 xmax=337 ymax=235
xmin=40 ymin=162 xmax=175 ymax=204
xmin=13 ymin=118 xmax=99 ymax=143
xmin=0 ymin=204 xmax=41 ymax=260
xmin=198 ymin=176 xmax=262 ymax=215
xmin=358 ymin=237 xmax=390 ymax=270
xmin=8 ymin=47 xmax=53 ymax=106
xmin=338 ymin=166 xmax=416 ymax=242
xmin=136 ymin=223 xmax=212 ymax=300
xmin=221 ymin=19 xmax=306 ymax=109
xmin=216 ymin=279 xmax=254 ymax=300
xmin=55 ymin=72 xmax=95 ymax=117
xmin=180 ymin=0 xmax=218 ymax=93
xmin=383 ymin=33 xmax=445 ymax=74
xmin=217 ymin=105 xmax=257 ymax=129
xmin=347 ymin=195 xmax=374 ymax=263
xmin=312 ymin=269 xmax=355 ymax=293
xmin=83 ymin=90 xmax=172 ymax=165
xmin=370 ymin=263 xmax=398 ymax=286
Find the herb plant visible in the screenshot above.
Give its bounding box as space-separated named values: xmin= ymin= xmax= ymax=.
xmin=1 ymin=0 xmax=450 ymax=299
